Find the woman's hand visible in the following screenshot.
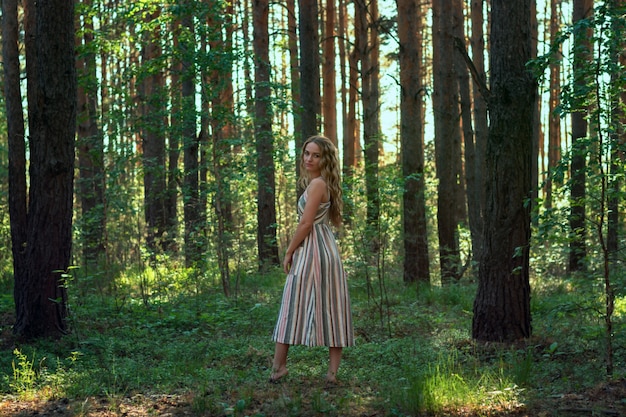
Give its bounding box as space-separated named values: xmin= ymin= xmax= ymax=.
xmin=283 ymin=252 xmax=293 ymax=274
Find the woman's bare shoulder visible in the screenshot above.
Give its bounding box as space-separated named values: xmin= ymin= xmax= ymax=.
xmin=308 ymin=177 xmax=329 ymax=202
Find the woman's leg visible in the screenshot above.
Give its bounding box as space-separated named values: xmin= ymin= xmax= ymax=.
xmin=326 ymin=347 xmax=343 ymax=382
xmin=270 ymin=342 xmax=290 ymax=382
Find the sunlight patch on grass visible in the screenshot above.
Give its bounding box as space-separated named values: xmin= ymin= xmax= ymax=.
xmin=6 ymin=349 xmax=38 ymax=400
xmin=390 ymin=353 xmax=524 ymax=416
xmin=1 ymin=348 xmax=90 ymax=402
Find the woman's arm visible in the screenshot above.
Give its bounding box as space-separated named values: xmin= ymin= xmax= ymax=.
xmin=283 ymin=178 xmax=327 ymax=273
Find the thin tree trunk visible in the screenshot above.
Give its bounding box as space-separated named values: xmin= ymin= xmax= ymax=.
xmin=337 ymin=0 xmax=347 ymax=150
xmin=167 ymin=18 xmax=181 ymax=254
xmin=299 ymin=0 xmax=320 ymax=144
xmin=569 ymin=0 xmax=593 ymax=272
xmin=253 ymin=0 xmax=280 ymax=268
xmin=209 ymin=0 xmax=235 ymax=296
xmin=322 ymin=0 xmax=337 ymax=144
xmin=397 ymin=0 xmax=430 ymax=283
xmin=545 ymin=0 xmax=562 ymax=209
xmin=3 ymin=0 xmax=28 ymax=331
xmin=469 ymin=0 xmax=487 ymax=258
xmin=180 ymin=11 xmax=201 ymax=267
xmin=242 ymin=0 xmax=254 ymax=116
xmin=297 ymin=0 xmax=320 ymax=200
xmin=531 ymin=0 xmax=540 ymax=226
xmin=357 ymin=0 xmax=381 ymax=249
xmin=345 ymin=0 xmax=359 ymax=224
xmin=608 ymin=0 xmax=625 ymax=265
xmin=76 ymin=1 xmax=106 ymax=265
xmin=286 ymin=0 xmax=301 ymax=194
xmin=286 ymin=0 xmax=301 ymax=167
xmin=432 ymin=0 xmax=461 ymax=283
xmin=141 ymin=10 xmax=168 ymax=258
xmin=453 ymin=0 xmax=471 ymax=238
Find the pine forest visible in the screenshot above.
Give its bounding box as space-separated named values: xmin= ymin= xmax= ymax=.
xmin=0 ymin=0 xmax=626 ymax=415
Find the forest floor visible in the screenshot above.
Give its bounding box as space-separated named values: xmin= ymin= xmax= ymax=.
xmin=1 ymin=272 xmax=626 ymax=417
xmin=1 ymin=378 xmax=626 ymax=417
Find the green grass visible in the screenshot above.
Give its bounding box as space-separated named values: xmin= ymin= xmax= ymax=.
xmin=0 ymin=264 xmax=624 ymax=416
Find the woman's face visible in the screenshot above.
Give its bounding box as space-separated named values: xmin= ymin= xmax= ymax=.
xmin=303 ymin=141 xmax=322 ymax=177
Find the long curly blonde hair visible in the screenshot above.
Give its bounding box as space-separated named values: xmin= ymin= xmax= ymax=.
xmin=298 ymin=135 xmax=343 ymax=228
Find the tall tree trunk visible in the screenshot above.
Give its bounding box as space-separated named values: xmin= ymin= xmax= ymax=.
xmin=545 ymin=0 xmax=562 ymax=209
xmin=337 ymin=0 xmax=353 ymax=224
xmin=15 ymin=0 xmax=76 ymax=339
xmin=469 ymin=0 xmax=487 ymax=259
xmin=299 ymin=0 xmax=320 ymax=144
xmin=322 ymin=0 xmax=337 ymax=144
xmin=167 ymin=18 xmax=181 ymax=255
xmin=607 ymin=84 xmax=623 ymax=267
xmin=357 ymin=0 xmax=381 ymax=249
xmin=530 ymin=0 xmax=540 ymax=226
xmin=608 ymin=0 xmax=625 ymax=265
xmin=345 ymin=0 xmax=359 ymax=224
xmin=286 ymin=0 xmax=301 ymax=159
xmin=397 ymin=0 xmax=430 ymax=283
xmin=209 ymin=0 xmax=235 ymax=296
xmin=76 ymin=0 xmax=106 ymax=266
xmin=432 ymin=0 xmax=461 ymax=283
xmin=473 ymin=0 xmax=535 ymax=342
xmin=242 ymin=0 xmax=255 ymax=116
xmin=297 ymin=0 xmax=320 ymax=201
xmin=3 ymin=0 xmax=28 ymax=331
xmin=254 ymin=0 xmax=280 ymax=268
xmin=141 ymin=10 xmax=168 ymax=258
xmin=180 ymin=11 xmax=201 ymax=267
xmin=569 ymin=0 xmax=593 ymax=272
xmin=453 ymin=0 xmax=471 ymax=238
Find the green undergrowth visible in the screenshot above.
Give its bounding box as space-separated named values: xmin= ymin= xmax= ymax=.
xmin=0 ymin=265 xmax=625 ymax=416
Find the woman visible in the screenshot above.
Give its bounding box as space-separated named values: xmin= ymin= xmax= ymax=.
xmin=270 ymin=135 xmax=354 ymax=384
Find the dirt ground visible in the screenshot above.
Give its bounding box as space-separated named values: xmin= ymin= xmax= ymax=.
xmin=524 ymin=378 xmax=626 ymax=417
xmin=0 ymin=394 xmax=194 ymax=417
xmin=1 ymin=378 xmax=626 ymax=417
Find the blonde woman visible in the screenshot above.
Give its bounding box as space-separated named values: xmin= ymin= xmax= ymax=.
xmin=270 ymin=135 xmax=354 ymax=384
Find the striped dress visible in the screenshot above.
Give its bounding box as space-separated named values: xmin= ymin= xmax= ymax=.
xmin=272 ymin=188 xmax=354 ymax=347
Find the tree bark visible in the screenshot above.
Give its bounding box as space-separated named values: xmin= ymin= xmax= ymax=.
xmin=322 ymin=0 xmax=337 ymax=144
xmin=545 ymin=0 xmax=563 ymax=209
xmin=181 ymin=11 xmax=201 ymax=267
xmin=167 ymin=18 xmax=181 ymax=255
xmin=344 ymin=0 xmax=359 ymax=224
xmin=254 ymin=0 xmax=280 ymax=268
xmin=209 ymin=0 xmax=236 ymax=296
xmin=141 ymin=10 xmax=168 ymax=258
xmin=357 ymin=0 xmax=381 ymax=247
xmin=472 ymin=0 xmax=535 ymax=342
xmin=608 ymin=0 xmax=625 ymax=264
xmin=397 ymin=0 xmax=430 ymax=283
xmin=468 ymin=0 xmax=487 ymax=260
xmin=453 ymin=0 xmax=471 ymax=234
xmin=569 ymin=0 xmax=593 ymax=272
xmin=3 ymin=0 xmax=28 ymax=330
xmin=76 ymin=0 xmax=106 ymax=265
xmin=530 ymin=0 xmax=540 ymax=225
xmin=337 ymin=0 xmax=347 ymax=152
xmin=299 ymin=0 xmax=320 ymax=143
xmin=14 ymin=0 xmax=76 ymax=339
xmin=286 ymin=0 xmax=301 ymax=165
xmin=432 ymin=0 xmax=462 ymax=283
